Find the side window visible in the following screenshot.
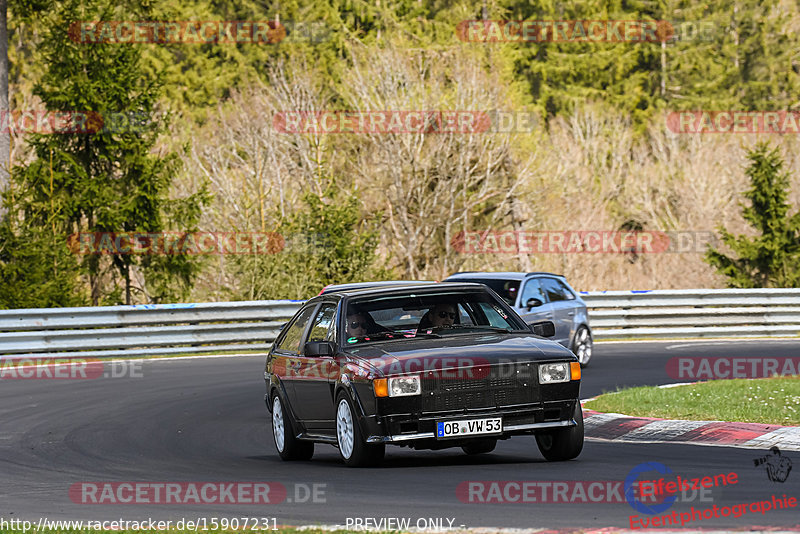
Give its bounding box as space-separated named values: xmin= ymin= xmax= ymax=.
xmin=520 ymin=279 xmax=546 ymax=305
xmin=307 ymin=303 xmax=337 ymax=343
xmin=275 ymin=305 xmax=317 ymax=354
xmin=457 ymin=303 xmax=475 ymax=326
xmin=541 ymin=278 xmax=567 ymax=303
xmin=557 ymin=280 xmax=576 ymax=300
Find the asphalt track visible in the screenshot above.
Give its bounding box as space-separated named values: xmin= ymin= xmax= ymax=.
xmin=1 ymin=340 xmax=799 ymax=530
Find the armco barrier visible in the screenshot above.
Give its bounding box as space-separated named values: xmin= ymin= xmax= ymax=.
xmin=0 ymin=300 xmax=303 ymax=358
xmin=2 ymin=289 xmax=799 ymax=358
xmin=581 ymin=288 xmax=800 ymax=340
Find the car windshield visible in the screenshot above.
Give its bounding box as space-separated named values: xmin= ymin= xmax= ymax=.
xmin=343 ymin=289 xmax=527 ymax=345
xmin=446 ymin=278 xmax=520 ymax=306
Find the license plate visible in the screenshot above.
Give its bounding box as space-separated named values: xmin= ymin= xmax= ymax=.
xmin=436 ymin=417 xmax=502 ymax=439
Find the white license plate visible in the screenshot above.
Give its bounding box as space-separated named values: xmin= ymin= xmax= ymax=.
xmin=436 ymin=417 xmax=502 ymax=439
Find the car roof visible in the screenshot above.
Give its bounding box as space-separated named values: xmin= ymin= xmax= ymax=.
xmin=320 ymin=280 xmax=438 ymax=295
xmin=332 ymin=282 xmax=488 ymax=298
xmin=445 ymin=271 xmax=564 ymax=280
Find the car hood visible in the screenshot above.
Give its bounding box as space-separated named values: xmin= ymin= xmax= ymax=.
xmin=341 ymin=333 xmax=575 ymax=377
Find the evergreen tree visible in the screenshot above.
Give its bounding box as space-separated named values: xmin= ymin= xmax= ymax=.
xmin=0 ymin=0 xmax=207 ymax=307
xmin=232 ymin=179 xmax=390 ymax=300
xmin=705 ymin=143 xmax=800 ymax=288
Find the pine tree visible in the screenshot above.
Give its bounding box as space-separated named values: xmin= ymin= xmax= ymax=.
xmin=0 ymin=0 xmax=208 ymax=307
xmin=705 ymin=143 xmax=800 ymax=288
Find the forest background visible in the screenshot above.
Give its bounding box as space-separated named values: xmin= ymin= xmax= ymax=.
xmin=1 ymin=0 xmax=799 ymax=307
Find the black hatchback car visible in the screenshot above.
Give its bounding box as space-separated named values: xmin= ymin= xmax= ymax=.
xmin=264 ymin=283 xmax=583 ymax=467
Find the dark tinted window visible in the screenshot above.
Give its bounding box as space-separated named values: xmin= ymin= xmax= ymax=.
xmin=520 ymin=279 xmax=546 ymax=305
xmin=343 ymin=289 xmax=527 ymax=344
xmin=447 ymin=278 xmax=520 ymax=306
xmin=275 ymin=305 xmax=317 ymax=353
xmin=541 ymin=278 xmax=574 ymax=302
xmin=308 ymin=304 xmax=337 ymax=343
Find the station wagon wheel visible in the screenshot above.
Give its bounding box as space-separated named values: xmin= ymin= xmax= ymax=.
xmin=271 ymin=393 xmax=314 ymax=461
xmin=535 ymin=402 xmax=584 ymax=461
xmin=335 ymin=392 xmax=385 ymax=467
xmin=572 ymin=326 xmax=592 ymax=367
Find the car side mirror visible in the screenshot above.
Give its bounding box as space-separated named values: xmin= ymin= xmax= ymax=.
xmin=530 ymin=320 xmax=555 ymax=338
xmin=304 ymin=341 xmax=335 ymax=357
xmin=525 ymin=297 xmax=544 ymax=309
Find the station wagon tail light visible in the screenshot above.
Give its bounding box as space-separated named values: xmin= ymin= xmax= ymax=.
xmin=538 ymin=362 xmax=570 ymax=384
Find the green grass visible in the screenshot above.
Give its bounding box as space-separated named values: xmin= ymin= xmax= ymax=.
xmin=584 ymin=376 xmax=800 ymax=426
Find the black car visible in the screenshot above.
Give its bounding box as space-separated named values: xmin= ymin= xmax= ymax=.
xmin=264 ymin=283 xmax=583 ymax=467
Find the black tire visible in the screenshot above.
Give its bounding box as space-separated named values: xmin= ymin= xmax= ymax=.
xmin=335 ymin=391 xmax=385 ymax=467
xmin=271 ymin=392 xmax=314 ymax=461
xmin=571 ymin=326 xmax=593 ymax=367
xmin=535 ymin=403 xmax=584 ymax=461
xmin=461 ymin=438 xmax=497 ymax=455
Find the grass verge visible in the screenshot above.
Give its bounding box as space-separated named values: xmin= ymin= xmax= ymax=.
xmin=583 ymin=376 xmax=800 ymax=426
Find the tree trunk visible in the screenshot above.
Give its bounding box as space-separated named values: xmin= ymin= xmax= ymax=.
xmin=0 ymin=0 xmax=9 ymax=220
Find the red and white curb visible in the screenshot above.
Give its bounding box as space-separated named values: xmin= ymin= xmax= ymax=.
xmin=582 ymin=406 xmax=800 ymax=451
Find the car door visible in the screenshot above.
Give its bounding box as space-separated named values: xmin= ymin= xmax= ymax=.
xmin=289 ymin=302 xmax=339 ymax=431
xmin=271 ymin=304 xmax=319 ymax=424
xmin=539 ymin=277 xmax=575 ymax=345
xmin=517 ymin=277 xmax=555 ymax=326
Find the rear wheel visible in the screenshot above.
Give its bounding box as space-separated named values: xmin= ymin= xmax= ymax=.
xmin=572 ymin=326 xmax=592 ymax=367
xmin=461 ymin=438 xmax=497 ymax=455
xmin=271 ymin=394 xmax=314 ymax=461
xmin=535 ymin=403 xmax=583 ymax=461
xmin=335 ymin=392 xmax=385 ymax=467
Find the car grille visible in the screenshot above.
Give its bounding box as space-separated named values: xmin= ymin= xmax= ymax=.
xmin=420 ymin=361 xmax=539 ymax=412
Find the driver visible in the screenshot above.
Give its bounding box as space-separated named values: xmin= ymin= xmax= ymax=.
xmin=418 ymin=303 xmax=458 ymax=330
xmin=346 ymin=311 xmax=370 ymax=338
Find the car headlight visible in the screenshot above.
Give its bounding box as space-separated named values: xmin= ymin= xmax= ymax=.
xmin=389 ymin=375 xmax=421 ymax=396
xmin=538 ymin=362 xmax=570 ymax=383
xmin=374 ymin=375 xmax=421 ymax=397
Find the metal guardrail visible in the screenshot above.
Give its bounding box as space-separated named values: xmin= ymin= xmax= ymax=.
xmin=2 ymin=288 xmax=799 ymax=358
xmin=581 ymin=288 xmax=800 ymax=340
xmin=0 ymin=300 xmax=303 ymax=358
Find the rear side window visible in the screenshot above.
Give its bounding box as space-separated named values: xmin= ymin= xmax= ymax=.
xmin=275 ymin=305 xmax=317 ymax=354
xmin=449 ymin=278 xmax=520 ymax=306
xmin=520 ymin=279 xmax=546 ymax=305
xmin=541 ymin=278 xmax=575 ymax=302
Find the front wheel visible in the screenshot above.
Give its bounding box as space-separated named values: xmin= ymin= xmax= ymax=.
xmin=572 ymin=326 xmax=593 ymax=367
xmin=335 ymin=392 xmax=385 ymax=467
xmin=271 ymin=394 xmax=314 ymax=461
xmin=535 ymin=403 xmax=583 ymax=461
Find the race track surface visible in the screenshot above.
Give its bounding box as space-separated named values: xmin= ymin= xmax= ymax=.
xmin=1 ymin=340 xmax=798 ymax=530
